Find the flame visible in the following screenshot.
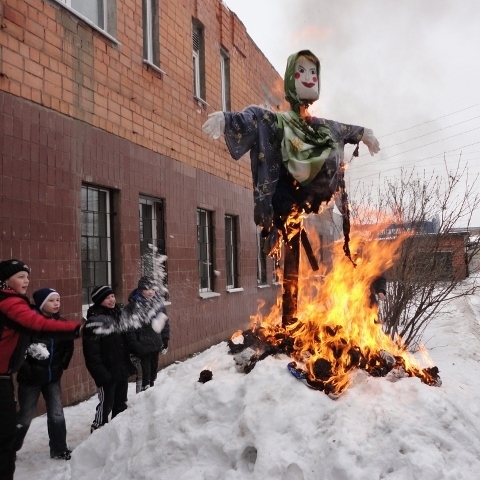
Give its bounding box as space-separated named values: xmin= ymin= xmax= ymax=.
xmin=246 ymin=217 xmax=439 ymax=395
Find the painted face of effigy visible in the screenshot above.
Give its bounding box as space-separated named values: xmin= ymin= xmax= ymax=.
xmin=294 ymin=55 xmax=319 ymax=102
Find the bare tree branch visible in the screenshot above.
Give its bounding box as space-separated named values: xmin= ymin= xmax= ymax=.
xmin=351 ymin=156 xmax=480 ymax=350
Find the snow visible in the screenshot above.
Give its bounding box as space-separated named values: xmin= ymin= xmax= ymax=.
xmin=14 ymin=283 xmax=480 ymax=480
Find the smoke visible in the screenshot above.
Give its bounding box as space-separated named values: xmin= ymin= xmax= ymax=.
xmin=224 ymin=0 xmax=480 ymax=226
xmin=227 ymin=0 xmax=480 ymax=133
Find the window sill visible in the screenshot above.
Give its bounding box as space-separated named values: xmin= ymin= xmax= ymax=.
xmin=199 ymin=292 xmax=221 ymax=299
xmin=194 ymin=96 xmax=210 ymax=108
xmin=227 ymin=287 xmax=244 ymax=293
xmin=52 ymin=1 xmax=121 ymax=46
xmin=143 ymin=59 xmax=166 ymax=75
xmin=272 ymin=282 xmax=282 ymax=286
xmin=164 ymin=301 xmax=171 ymax=306
xmin=257 ymin=284 xmax=271 ymax=289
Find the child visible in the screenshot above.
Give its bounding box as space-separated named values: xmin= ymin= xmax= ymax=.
xmin=0 ymin=259 xmax=82 ymax=480
xmin=122 ymin=277 xmax=170 ymax=392
xmin=82 ymin=286 xmax=136 ymax=432
xmin=13 ymin=288 xmax=74 ymax=460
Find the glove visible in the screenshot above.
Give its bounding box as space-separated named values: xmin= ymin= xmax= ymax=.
xmin=27 ymin=343 xmax=50 ymax=360
xmin=202 ymin=111 xmax=225 ymax=140
xmin=160 ymin=347 xmax=168 ymax=355
xmin=361 ymin=128 xmax=380 ymax=156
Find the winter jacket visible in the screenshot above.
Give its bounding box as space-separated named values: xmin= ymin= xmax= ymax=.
xmin=0 ymin=289 xmax=80 ymax=375
xmin=82 ymin=304 xmax=135 ymax=388
xmin=16 ymin=310 xmax=74 ymax=386
xmin=123 ymin=289 xmax=170 ymax=357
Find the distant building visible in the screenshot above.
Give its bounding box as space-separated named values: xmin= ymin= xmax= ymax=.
xmin=353 ymin=220 xmax=471 ymax=281
xmin=389 ymin=231 xmax=469 ymax=281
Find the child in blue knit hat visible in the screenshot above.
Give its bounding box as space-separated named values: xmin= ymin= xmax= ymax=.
xmin=13 ymin=288 xmax=74 ymax=461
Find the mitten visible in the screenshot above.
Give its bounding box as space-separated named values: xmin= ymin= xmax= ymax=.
xmin=202 ymin=111 xmax=225 ymax=140
xmin=361 ymin=128 xmax=380 ymax=156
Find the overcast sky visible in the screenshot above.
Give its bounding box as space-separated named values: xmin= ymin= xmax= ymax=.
xmin=223 ymin=0 xmax=480 ymax=227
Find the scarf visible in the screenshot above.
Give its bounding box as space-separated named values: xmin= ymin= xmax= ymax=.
xmin=276 ymin=110 xmax=336 ymax=186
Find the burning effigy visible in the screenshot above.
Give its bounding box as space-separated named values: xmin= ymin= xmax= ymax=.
xmin=202 ymin=50 xmax=440 ymax=396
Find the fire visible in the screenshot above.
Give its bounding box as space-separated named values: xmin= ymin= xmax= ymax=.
xmin=244 ymin=219 xmax=441 ymax=396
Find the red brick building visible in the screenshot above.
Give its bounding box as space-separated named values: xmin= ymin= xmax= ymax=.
xmin=409 ymin=233 xmax=469 ymax=281
xmin=0 ymin=0 xmax=288 ymax=405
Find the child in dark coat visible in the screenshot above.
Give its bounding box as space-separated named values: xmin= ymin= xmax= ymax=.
xmin=13 ymin=288 xmax=74 ymax=460
xmin=122 ymin=277 xmax=170 ymax=392
xmin=82 ymin=286 xmax=136 ymax=432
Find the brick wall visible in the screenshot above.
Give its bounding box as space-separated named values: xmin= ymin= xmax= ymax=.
xmin=0 ymin=0 xmax=286 ymax=187
xmin=0 ymin=0 xmax=288 ymax=410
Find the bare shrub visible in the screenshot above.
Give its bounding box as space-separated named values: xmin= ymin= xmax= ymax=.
xmin=350 ymin=157 xmax=480 ymax=350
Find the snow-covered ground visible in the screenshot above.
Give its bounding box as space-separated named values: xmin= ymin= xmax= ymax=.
xmin=14 ymin=285 xmax=480 ymax=480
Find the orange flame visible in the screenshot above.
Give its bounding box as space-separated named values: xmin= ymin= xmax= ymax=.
xmin=247 ymin=219 xmax=438 ymax=395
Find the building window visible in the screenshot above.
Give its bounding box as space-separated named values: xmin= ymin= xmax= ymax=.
xmin=58 ymin=0 xmax=108 ymax=30
xmin=257 ymin=228 xmax=267 ymax=285
xmin=225 ymin=215 xmax=239 ymax=289
xmin=221 ymin=49 xmax=231 ymax=112
xmin=139 ymin=196 xmax=166 ymax=282
xmin=197 ymin=208 xmax=214 ymax=292
xmin=81 ymin=185 xmax=112 ymax=311
xmin=192 ymin=20 xmax=205 ymax=101
xmin=143 ymin=0 xmax=159 ymax=66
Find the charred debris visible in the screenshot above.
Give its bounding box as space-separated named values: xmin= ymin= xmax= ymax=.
xmin=223 ymin=324 xmax=441 ymax=397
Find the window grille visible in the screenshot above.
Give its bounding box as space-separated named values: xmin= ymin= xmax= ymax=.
xmin=81 ymin=185 xmax=112 ymax=313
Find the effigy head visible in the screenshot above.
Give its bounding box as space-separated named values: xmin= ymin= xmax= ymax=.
xmin=284 ymin=50 xmax=320 ymax=112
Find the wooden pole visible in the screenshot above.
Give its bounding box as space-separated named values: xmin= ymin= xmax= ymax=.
xmin=282 ymin=229 xmax=300 ymax=327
